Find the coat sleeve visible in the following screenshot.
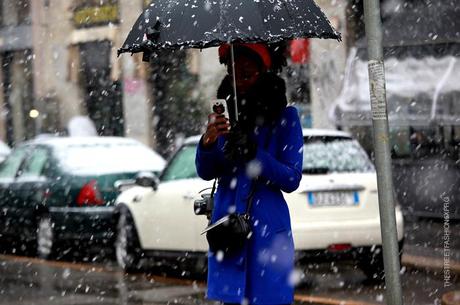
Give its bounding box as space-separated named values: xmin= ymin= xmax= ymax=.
xmin=195 ymin=136 xmax=227 ymax=181
xmin=255 ymin=107 xmax=303 ymax=193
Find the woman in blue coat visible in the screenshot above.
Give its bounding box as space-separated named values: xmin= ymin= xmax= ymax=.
xmin=195 ymin=43 xmax=303 ymax=305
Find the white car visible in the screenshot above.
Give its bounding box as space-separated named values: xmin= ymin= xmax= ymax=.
xmin=114 ymin=129 xmax=404 ymax=280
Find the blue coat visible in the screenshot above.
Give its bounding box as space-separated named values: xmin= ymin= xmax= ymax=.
xmin=195 ymin=106 xmax=303 ymax=305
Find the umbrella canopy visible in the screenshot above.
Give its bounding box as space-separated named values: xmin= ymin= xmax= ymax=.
xmin=118 ymin=0 xmax=340 ymax=56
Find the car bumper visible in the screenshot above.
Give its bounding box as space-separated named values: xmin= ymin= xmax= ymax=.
xmin=49 ymin=206 xmax=116 ymax=242
xmin=295 ymin=238 xmax=405 ymax=263
xmin=292 ymin=210 xmax=404 ymax=250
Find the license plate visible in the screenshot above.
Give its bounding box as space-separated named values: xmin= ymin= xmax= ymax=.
xmin=308 ymin=191 xmax=359 ymax=207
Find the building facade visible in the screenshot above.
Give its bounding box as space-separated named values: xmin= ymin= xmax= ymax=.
xmin=0 ymin=0 xmax=336 ymax=148
xmin=0 ymin=0 xmax=136 ymax=144
xmin=0 ymin=0 xmax=186 ymax=148
xmin=0 ymin=1 xmax=35 ymax=144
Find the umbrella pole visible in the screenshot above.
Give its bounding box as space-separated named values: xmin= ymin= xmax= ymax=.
xmin=230 ymin=44 xmax=239 ymax=122
xmin=363 ymin=1 xmax=404 ymax=305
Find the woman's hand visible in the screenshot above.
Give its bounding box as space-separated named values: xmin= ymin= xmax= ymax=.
xmin=223 ymin=124 xmax=257 ymax=162
xmin=202 ymin=113 xmax=230 ymax=148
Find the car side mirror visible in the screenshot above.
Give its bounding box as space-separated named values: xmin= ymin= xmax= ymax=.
xmin=135 ymin=171 xmax=159 ymax=191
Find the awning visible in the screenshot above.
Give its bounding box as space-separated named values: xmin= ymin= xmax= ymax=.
xmin=332 ymin=48 xmax=460 ymax=126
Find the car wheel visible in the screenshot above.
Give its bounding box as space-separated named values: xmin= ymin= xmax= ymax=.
xmin=36 ymin=215 xmax=56 ymax=259
xmin=115 ymin=210 xmax=142 ymax=272
xmin=0 ymin=234 xmax=9 ymax=254
xmin=194 ymin=255 xmax=208 ymax=275
xmin=358 ymin=245 xmax=385 ymax=282
xmin=358 ymin=239 xmax=404 ymax=283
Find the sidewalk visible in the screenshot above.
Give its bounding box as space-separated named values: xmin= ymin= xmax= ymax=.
xmin=401 ymin=217 xmax=460 ymax=275
xmin=402 ymin=243 xmax=460 ymax=274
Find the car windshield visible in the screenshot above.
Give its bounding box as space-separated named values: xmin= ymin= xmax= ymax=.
xmin=303 ymin=137 xmax=374 ymax=173
xmin=54 ymin=142 xmax=165 ymax=175
xmin=161 ymin=144 xmax=198 ymax=182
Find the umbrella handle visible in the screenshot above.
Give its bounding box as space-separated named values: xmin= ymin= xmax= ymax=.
xmin=230 ymin=44 xmax=239 ymax=122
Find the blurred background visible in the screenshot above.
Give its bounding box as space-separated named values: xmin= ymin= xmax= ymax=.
xmin=0 ymin=1 xmax=458 ymax=304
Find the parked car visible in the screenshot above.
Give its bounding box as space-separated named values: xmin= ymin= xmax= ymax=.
xmin=0 ymin=137 xmax=165 ymax=259
xmin=115 ymin=129 xmax=404 ymax=280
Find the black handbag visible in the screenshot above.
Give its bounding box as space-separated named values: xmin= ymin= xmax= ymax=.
xmin=203 ymin=213 xmax=252 ymax=254
xmin=201 ymin=180 xmax=256 ymax=255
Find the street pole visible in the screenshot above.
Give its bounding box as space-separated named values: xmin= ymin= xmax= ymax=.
xmin=363 ymin=1 xmax=404 ymax=305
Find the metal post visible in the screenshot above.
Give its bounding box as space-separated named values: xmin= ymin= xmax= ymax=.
xmin=230 ymin=44 xmax=239 ymax=122
xmin=363 ymin=1 xmax=404 ymax=305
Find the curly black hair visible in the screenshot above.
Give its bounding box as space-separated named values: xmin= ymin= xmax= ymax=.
xmin=267 ymin=42 xmax=288 ymax=73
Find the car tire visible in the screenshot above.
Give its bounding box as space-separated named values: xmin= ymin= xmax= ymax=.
xmin=0 ymin=234 xmax=9 ymax=254
xmin=358 ymin=239 xmax=404 ymax=283
xmin=36 ymin=215 xmax=56 ymax=259
xmin=194 ymin=255 xmax=208 ymax=276
xmin=358 ymin=245 xmax=385 ymax=282
xmin=115 ymin=209 xmax=142 ymax=272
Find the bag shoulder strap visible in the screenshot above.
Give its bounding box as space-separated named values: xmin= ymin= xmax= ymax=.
xmin=210 ymin=177 xmax=218 ymax=197
xmin=244 ymin=127 xmax=272 ymax=217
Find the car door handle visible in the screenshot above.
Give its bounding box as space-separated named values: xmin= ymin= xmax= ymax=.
xmin=183 ymin=194 xmax=195 ymax=201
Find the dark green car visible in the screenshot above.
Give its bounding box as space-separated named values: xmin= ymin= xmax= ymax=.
xmin=0 ymin=137 xmax=165 ymax=259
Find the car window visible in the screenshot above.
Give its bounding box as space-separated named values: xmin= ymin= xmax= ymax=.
xmin=161 ymin=145 xmax=198 ymax=182
xmin=303 ymin=138 xmax=374 ymax=173
xmin=19 ymin=147 xmax=49 ymax=178
xmin=0 ymin=147 xmax=28 ymax=179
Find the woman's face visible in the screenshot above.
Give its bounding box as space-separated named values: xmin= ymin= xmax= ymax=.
xmin=227 ymin=55 xmax=262 ymax=95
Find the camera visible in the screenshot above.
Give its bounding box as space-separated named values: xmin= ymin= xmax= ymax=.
xmin=193 ymin=193 xmax=214 ymax=217
xmin=212 ymin=99 xmax=227 ymax=118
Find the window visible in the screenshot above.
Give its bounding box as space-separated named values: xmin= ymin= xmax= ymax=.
xmin=161 ymin=145 xmax=198 ymax=182
xmin=302 ymin=137 xmax=374 ymax=173
xmin=390 ymin=127 xmax=411 ymax=158
xmin=0 ymin=147 xmax=27 ymax=179
xmin=16 ymin=0 xmax=31 ymax=25
xmin=0 ymin=1 xmax=31 ymax=27
xmin=19 ymin=147 xmax=49 ymax=178
xmin=79 ymin=41 xmax=124 ymax=136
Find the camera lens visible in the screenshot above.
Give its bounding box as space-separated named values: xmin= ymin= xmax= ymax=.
xmin=194 ymin=199 xmax=206 ymax=215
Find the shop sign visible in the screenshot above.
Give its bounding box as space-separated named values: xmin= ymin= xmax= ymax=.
xmin=73 ymin=0 xmax=119 ymax=28
xmin=144 ymin=0 xmax=153 ymax=8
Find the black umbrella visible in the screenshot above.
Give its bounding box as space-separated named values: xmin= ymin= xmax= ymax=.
xmin=118 ymin=0 xmax=340 ymax=119
xmin=119 ymin=0 xmax=340 ymax=55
